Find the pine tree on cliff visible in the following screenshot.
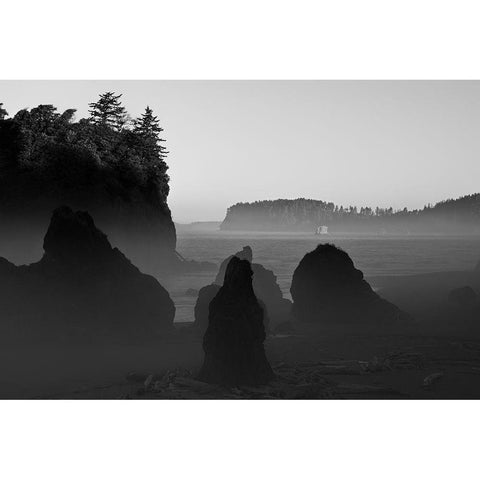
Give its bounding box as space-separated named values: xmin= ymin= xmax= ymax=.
xmin=0 ymin=103 xmax=8 ymax=120
xmin=88 ymin=92 xmax=128 ymax=131
xmin=134 ymin=106 xmax=168 ymax=159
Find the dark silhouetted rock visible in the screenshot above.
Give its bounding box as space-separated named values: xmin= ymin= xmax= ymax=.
xmin=193 ymin=284 xmax=221 ymax=334
xmin=0 ymin=206 xmax=175 ymax=343
xmin=250 ymin=263 xmax=292 ymax=327
xmin=193 ymin=284 xmax=270 ymax=337
xmin=214 ymin=246 xmax=292 ymax=327
xmin=198 ymin=257 xmax=274 ymax=386
xmin=448 ymin=286 xmax=477 ymax=307
xmin=290 ymin=243 xmax=408 ymax=324
xmin=214 ymin=246 xmax=253 ymax=284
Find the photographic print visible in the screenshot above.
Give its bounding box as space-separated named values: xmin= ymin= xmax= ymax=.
xmin=1 ymin=80 xmax=480 ymax=399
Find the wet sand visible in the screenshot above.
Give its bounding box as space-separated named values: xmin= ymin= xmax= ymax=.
xmin=2 ymin=326 xmax=480 ymax=399
xmin=2 ymin=268 xmax=479 ymax=399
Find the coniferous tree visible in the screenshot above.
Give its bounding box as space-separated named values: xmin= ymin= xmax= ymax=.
xmin=134 ymin=106 xmax=167 ymax=158
xmin=88 ymin=92 xmax=127 ymax=131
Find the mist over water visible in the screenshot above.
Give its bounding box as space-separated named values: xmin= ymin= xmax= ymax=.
xmin=164 ymin=231 xmax=480 ymax=323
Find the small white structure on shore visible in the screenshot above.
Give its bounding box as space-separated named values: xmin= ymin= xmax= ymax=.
xmin=315 ymin=225 xmax=329 ymax=235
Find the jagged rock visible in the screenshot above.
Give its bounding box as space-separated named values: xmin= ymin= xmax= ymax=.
xmin=0 ymin=206 xmax=175 ymax=343
xmin=198 ymin=256 xmax=274 ymax=386
xmin=214 ymin=246 xmax=292 ymax=327
xmin=290 ymin=243 xmax=408 ymax=324
xmin=250 ymin=263 xmax=292 ymax=326
xmin=448 ymin=286 xmax=477 ymax=307
xmin=193 ymin=284 xmax=221 ymax=334
xmin=214 ymin=246 xmax=253 ymax=284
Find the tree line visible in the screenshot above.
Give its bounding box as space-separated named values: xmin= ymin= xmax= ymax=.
xmin=0 ymin=93 xmax=170 ymax=212
xmin=221 ymin=196 xmax=480 ymax=233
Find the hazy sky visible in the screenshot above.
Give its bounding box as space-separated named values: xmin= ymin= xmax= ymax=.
xmin=1 ymin=80 xmax=479 ymax=222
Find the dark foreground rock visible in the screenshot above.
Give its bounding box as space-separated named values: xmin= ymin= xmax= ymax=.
xmin=0 ymin=206 xmax=175 ymax=343
xmin=214 ymin=246 xmax=292 ymax=327
xmin=214 ymin=246 xmax=253 ymax=283
xmin=291 ymin=243 xmax=409 ymax=324
xmin=198 ymin=257 xmax=274 ymax=386
xmin=448 ymin=286 xmax=477 ymax=307
xmin=193 ymin=284 xmax=221 ymax=334
xmin=250 ymin=263 xmax=292 ymax=327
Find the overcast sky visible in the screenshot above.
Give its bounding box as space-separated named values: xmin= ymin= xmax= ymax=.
xmin=1 ymin=80 xmax=479 ymax=222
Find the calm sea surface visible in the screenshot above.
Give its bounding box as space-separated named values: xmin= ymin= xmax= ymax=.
xmin=162 ymin=232 xmax=480 ymax=323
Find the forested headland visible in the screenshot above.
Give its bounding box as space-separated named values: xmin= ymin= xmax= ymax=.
xmin=0 ymin=94 xmax=178 ymax=271
xmin=220 ymin=195 xmax=480 ymax=234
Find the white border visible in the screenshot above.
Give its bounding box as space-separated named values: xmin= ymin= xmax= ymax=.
xmin=2 ymin=1 xmax=480 ymax=479
xmin=1 ymin=400 xmax=478 ymax=480
xmin=2 ymin=0 xmax=480 ymax=79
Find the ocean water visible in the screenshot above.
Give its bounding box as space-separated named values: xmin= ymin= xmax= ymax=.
xmin=162 ymin=232 xmax=480 ymax=323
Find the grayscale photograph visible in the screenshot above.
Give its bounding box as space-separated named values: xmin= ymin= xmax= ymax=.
xmin=1 ymin=80 xmax=479 ymax=399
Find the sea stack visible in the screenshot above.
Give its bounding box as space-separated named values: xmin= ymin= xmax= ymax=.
xmin=198 ymin=256 xmax=274 ymax=386
xmin=214 ymin=246 xmax=292 ymax=327
xmin=214 ymin=246 xmax=253 ymax=284
xmin=0 ymin=206 xmax=175 ymax=343
xmin=193 ymin=283 xmax=221 ymax=334
xmin=290 ymin=243 xmax=407 ymax=324
xmin=448 ymin=286 xmax=477 ymax=307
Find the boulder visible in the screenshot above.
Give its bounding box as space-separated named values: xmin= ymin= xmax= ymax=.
xmin=198 ymin=256 xmax=274 ymax=386
xmin=290 ymin=243 xmax=408 ymax=324
xmin=0 ymin=206 xmax=175 ymax=343
xmin=448 ymin=286 xmax=477 ymax=307
xmin=214 ymin=246 xmax=292 ymax=327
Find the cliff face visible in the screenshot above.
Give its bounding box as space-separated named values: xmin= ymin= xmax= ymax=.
xmin=0 ymin=180 xmax=178 ymax=276
xmin=0 ymin=114 xmax=178 ymax=275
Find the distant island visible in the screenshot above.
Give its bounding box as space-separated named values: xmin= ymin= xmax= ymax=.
xmin=220 ymin=195 xmax=480 ymax=234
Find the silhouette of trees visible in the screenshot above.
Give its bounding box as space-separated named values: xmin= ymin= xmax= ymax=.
xmin=134 ymin=106 xmax=168 ymax=159
xmin=0 ymin=93 xmax=170 ymax=212
xmin=221 ymin=196 xmax=480 ymax=233
xmin=88 ymin=92 xmax=128 ymax=131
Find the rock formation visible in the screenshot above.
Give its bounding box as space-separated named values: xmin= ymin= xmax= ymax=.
xmin=290 ymin=243 xmax=408 ymax=324
xmin=0 ymin=112 xmax=213 ymax=275
xmin=198 ymin=257 xmax=274 ymax=386
xmin=448 ymin=286 xmax=477 ymax=307
xmin=249 ymin=263 xmax=292 ymax=326
xmin=214 ymin=246 xmax=253 ymax=283
xmin=0 ymin=206 xmax=175 ymax=343
xmin=193 ymin=284 xmax=271 ymax=337
xmin=193 ymin=284 xmax=221 ymax=334
xmin=214 ymin=246 xmax=292 ymax=327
